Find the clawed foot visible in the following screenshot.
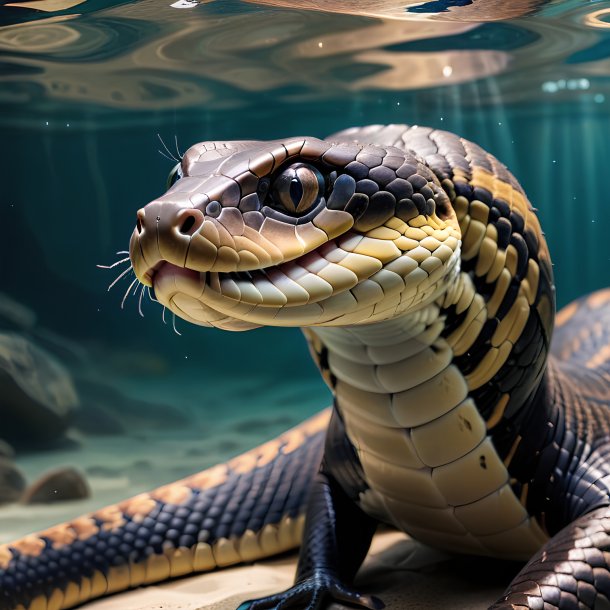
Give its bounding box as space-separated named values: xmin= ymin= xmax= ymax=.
xmin=237 ymin=570 xmax=384 ymax=610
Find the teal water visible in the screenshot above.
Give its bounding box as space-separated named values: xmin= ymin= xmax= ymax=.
xmin=1 ymin=0 xmax=610 ymax=532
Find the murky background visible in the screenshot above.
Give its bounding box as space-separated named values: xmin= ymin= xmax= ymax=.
xmin=1 ymin=0 xmax=610 ymax=541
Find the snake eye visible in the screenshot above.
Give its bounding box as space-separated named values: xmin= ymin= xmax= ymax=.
xmin=166 ymin=163 xmax=183 ymax=190
xmin=270 ymin=164 xmax=325 ymax=215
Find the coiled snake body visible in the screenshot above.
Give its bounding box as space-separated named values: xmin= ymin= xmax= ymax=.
xmin=2 ymin=124 xmax=610 ymax=609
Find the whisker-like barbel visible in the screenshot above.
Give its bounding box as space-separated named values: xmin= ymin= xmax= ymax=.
xmin=158 ymin=149 xmax=176 ymax=163
xmin=157 ymin=133 xmax=179 ymax=162
xmin=120 ymin=277 xmax=139 ymax=309
xmin=172 ymin=313 xmax=182 ymax=336
xmin=105 ymin=265 xmax=133 ymax=292
xmin=137 ymin=283 xmax=145 ymax=317
xmin=147 ymin=286 xmax=159 ymax=304
xmin=174 ymin=134 xmax=183 ymax=159
xmin=96 ymin=256 xmax=130 ymax=270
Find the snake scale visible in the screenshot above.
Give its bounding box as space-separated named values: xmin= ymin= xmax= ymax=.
xmin=2 ymin=124 xmax=610 ymax=610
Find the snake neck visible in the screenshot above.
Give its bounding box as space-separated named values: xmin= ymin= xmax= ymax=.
xmin=308 ymin=298 xmax=550 ymax=558
xmin=305 ymin=264 xmax=550 ymax=464
xmin=310 ymin=295 xmax=460 ymax=433
xmin=311 ymin=301 xmax=448 ymax=395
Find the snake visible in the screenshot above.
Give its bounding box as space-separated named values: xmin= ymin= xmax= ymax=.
xmin=2 ymin=124 xmax=610 ymax=610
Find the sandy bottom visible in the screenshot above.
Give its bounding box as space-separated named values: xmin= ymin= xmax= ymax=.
xmin=0 ymin=371 xmax=329 ymax=543
xmin=0 ymin=370 xmax=519 ymax=609
xmin=81 ymin=530 xmax=513 ymax=610
xmin=0 ymin=432 xmax=520 ymax=610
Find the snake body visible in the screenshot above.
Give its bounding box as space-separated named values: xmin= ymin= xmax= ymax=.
xmin=2 ymin=124 xmax=610 ymax=609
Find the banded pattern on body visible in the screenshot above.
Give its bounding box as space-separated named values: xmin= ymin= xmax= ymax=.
xmin=2 ymin=125 xmax=610 ymax=610
xmin=0 ymin=414 xmax=328 ymax=610
xmin=303 ymin=125 xmax=555 ymax=560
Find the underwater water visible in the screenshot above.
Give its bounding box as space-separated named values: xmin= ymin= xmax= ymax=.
xmin=1 ymin=0 xmax=610 ymax=547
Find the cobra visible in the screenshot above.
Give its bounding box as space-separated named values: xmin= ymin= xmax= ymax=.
xmin=2 ymin=124 xmax=610 ymax=610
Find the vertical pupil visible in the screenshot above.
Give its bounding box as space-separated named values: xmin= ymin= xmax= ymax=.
xmin=289 ymin=178 xmax=303 ymax=207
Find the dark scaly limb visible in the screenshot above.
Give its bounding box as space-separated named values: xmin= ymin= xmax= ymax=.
xmin=239 ymin=410 xmax=383 ymax=610
xmin=238 ymin=472 xmax=382 ymax=610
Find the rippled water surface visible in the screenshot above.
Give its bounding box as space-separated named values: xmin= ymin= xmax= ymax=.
xmin=1 ymin=0 xmax=610 ymax=534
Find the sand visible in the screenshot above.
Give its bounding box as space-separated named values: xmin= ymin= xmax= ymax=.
xmin=0 ymin=370 xmax=517 ymax=609
xmin=81 ymin=530 xmax=512 ymax=609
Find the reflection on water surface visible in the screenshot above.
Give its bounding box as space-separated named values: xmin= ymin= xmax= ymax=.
xmin=0 ymin=0 xmax=608 ymax=121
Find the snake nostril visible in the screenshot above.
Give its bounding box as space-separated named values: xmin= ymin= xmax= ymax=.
xmin=136 ymin=210 xmax=145 ymax=234
xmin=177 ymin=209 xmax=204 ymax=236
xmin=180 ymin=216 xmax=196 ymax=234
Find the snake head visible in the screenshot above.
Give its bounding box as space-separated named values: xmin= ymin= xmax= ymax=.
xmin=129 ymin=136 xmax=461 ymax=330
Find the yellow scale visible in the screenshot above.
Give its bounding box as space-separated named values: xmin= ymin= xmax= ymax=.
xmin=312 ymin=302 xmax=548 ymax=561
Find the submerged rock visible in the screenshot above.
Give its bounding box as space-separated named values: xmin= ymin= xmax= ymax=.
xmin=74 ymin=377 xmax=189 ymax=434
xmin=0 ymin=458 xmax=26 ymax=504
xmin=0 ymin=293 xmax=36 ymax=331
xmin=0 ymin=333 xmax=78 ymax=445
xmin=30 ymin=327 xmax=89 ymax=368
xmin=72 ymin=403 xmax=125 ymax=435
xmin=0 ymin=440 xmax=15 ymax=459
xmin=21 ymin=466 xmax=90 ymax=504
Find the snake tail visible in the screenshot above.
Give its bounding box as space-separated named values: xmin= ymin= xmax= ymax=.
xmin=0 ymin=410 xmax=330 ymax=610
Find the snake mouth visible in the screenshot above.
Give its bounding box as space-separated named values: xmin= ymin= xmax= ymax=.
xmin=147 ymin=231 xmax=371 ymax=311
xmin=149 ymin=261 xmax=201 ymax=296
xmin=149 ymin=258 xmax=314 ymax=309
xmin=151 ymin=263 xmax=256 ymax=293
xmin=143 ymin=261 xmax=166 ymax=287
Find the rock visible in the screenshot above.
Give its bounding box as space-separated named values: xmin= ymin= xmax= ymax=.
xmin=0 ymin=333 xmax=79 ymax=445
xmin=0 ymin=440 xmax=15 ymax=459
xmin=72 ymin=403 xmax=125 ymax=435
xmin=0 ymin=293 xmax=88 ymax=366
xmin=0 ymin=293 xmax=36 ymax=331
xmin=21 ymin=467 xmax=90 ymax=504
xmin=74 ymin=377 xmax=189 ymax=434
xmin=31 ymin=327 xmax=89 ymax=367
xmin=0 ymin=458 xmax=26 ymax=504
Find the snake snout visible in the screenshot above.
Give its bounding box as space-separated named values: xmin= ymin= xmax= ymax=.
xmin=130 ymin=200 xmax=207 ymax=286
xmin=136 ymin=201 xmax=205 ymax=238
